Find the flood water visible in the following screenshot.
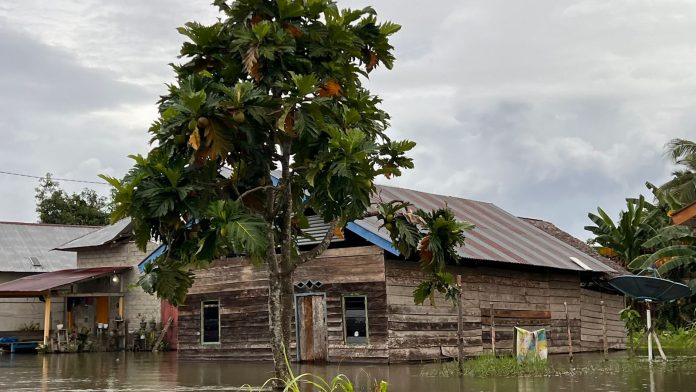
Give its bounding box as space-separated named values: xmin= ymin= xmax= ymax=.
xmin=0 ymin=351 xmax=694 ymax=391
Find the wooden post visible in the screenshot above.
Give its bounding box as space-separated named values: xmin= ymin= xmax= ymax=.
xmin=490 ymin=302 xmax=496 ymax=356
xmin=457 ymin=275 xmax=464 ymax=375
xmin=43 ymin=293 xmax=52 ymax=346
xmin=601 ymin=300 xmax=608 ymax=361
xmin=564 ymin=301 xmax=573 ymax=363
xmin=118 ymin=296 xmax=124 ymax=319
xmin=646 ymin=300 xmax=653 ymax=362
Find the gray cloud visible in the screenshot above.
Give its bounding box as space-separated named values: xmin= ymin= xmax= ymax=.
xmin=1 ymin=0 xmax=695 ymax=241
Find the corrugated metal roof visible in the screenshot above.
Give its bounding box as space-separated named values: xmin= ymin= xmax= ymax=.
xmin=0 ymin=222 xmax=99 ymax=273
xmin=298 ymin=215 xmax=343 ymax=246
xmin=352 ymin=185 xmax=615 ymax=273
xmin=0 ymin=266 xmax=130 ymax=297
xmin=520 ymin=217 xmax=627 ymax=275
xmin=55 ymin=218 xmax=132 ymax=250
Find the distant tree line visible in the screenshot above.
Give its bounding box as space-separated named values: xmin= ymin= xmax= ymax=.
xmin=34 ymin=173 xmax=111 ymax=226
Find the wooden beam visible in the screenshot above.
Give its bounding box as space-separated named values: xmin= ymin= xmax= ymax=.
xmin=564 ymin=301 xmax=573 ymax=363
xmin=490 ymin=302 xmax=496 ymax=356
xmin=64 ymin=293 xmax=125 ymax=298
xmin=456 ymin=275 xmax=463 ymax=375
xmin=118 ymin=296 xmax=124 ymax=319
xmin=601 ymin=300 xmax=608 ymax=361
xmin=43 ymin=294 xmax=51 ymax=345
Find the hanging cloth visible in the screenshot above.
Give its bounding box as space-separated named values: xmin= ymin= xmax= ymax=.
xmin=514 ymin=326 xmax=548 ymax=362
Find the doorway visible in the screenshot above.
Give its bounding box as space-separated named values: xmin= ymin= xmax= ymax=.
xmin=296 ymin=294 xmax=328 ymax=362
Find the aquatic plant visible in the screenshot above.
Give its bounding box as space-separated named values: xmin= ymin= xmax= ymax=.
xmin=242 ymin=351 xmax=388 ymax=392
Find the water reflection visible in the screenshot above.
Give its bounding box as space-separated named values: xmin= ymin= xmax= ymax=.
xmin=0 ymin=351 xmax=693 ymax=391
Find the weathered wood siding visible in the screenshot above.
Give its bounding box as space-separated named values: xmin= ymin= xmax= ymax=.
xmin=579 ymin=288 xmax=626 ymax=351
xmin=386 ymin=261 xmax=481 ymax=361
xmin=178 ymin=246 xmax=387 ymax=362
xmin=385 ymin=260 xmax=626 ymax=362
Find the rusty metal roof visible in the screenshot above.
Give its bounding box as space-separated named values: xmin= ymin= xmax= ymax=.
xmin=0 ymin=266 xmax=130 ymax=297
xmin=0 ymin=222 xmax=99 ymax=273
xmin=352 ymin=185 xmax=615 ymax=273
xmin=55 ymin=218 xmax=132 ymax=251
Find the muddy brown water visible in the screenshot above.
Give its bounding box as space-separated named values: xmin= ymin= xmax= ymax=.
xmin=0 ymin=351 xmax=693 ymax=391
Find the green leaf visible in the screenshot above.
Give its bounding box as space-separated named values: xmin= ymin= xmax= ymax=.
xmin=252 ymin=20 xmax=272 ymax=40
xmin=657 ymin=254 xmax=696 ymax=275
xmin=379 ymin=21 xmax=401 ymax=36
xmin=181 ymin=90 xmax=206 ymax=113
xmin=277 ymin=0 xmax=305 ymax=20
xmin=290 ymin=72 xmax=319 ymax=96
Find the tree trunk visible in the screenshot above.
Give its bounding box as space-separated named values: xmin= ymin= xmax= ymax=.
xmin=268 ymin=270 xmax=291 ymax=390
xmin=268 ymin=140 xmax=296 ymax=390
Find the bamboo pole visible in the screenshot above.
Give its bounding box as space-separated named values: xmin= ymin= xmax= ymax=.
xmin=490 ymin=302 xmax=496 ymax=356
xmin=43 ymin=293 xmax=52 ymax=346
xmin=457 ymin=275 xmax=464 ymax=375
xmin=601 ymin=300 xmax=608 ymax=361
xmin=564 ymin=301 xmax=573 ymax=363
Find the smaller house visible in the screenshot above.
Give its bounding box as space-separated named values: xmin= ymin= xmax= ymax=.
xmin=0 ymin=219 xmax=165 ymax=350
xmin=0 ymin=222 xmax=97 ymax=334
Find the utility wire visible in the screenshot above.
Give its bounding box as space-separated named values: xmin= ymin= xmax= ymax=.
xmin=0 ymin=170 xmax=108 ymax=185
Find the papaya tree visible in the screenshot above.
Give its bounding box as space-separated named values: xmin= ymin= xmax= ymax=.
xmin=102 ymin=0 xmax=472 ymax=386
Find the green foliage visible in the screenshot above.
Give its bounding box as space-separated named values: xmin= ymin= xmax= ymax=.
xmin=35 ymin=173 xmax=111 ymax=226
xmin=108 ymin=0 xmax=470 ymax=313
xmin=620 ymin=307 xmax=643 ymax=334
xmin=659 ymin=138 xmax=696 ymax=207
xmin=585 ymin=195 xmax=668 ymax=266
xmin=375 ymin=201 xmax=474 ymax=304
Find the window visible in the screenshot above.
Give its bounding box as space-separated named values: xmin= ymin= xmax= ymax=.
xmin=343 ymin=296 xmax=368 ymax=344
xmin=201 ymin=300 xmax=220 ymax=344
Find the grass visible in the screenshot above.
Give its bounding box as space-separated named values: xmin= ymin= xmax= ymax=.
xmin=422 ymin=355 xmax=551 ymax=378
xmin=629 ymin=325 xmax=696 ymax=351
xmin=419 ymin=354 xmax=690 ymax=379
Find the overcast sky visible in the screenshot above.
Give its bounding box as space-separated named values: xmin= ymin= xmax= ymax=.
xmin=1 ymin=0 xmax=695 ymax=240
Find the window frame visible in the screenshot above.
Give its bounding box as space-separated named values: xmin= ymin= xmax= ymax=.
xmin=342 ymin=295 xmax=369 ymax=345
xmin=200 ymin=299 xmax=221 ymax=345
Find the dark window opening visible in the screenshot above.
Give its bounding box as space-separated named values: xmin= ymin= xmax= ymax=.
xmin=343 ymin=296 xmax=368 ymax=344
xmin=202 ymin=300 xmax=220 ymax=344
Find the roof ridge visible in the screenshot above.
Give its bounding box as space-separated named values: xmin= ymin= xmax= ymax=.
xmin=374 ymin=183 xmax=494 ymax=206
xmin=0 ymin=221 xmax=103 ymax=228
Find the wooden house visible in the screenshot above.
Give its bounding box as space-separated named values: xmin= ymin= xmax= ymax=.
xmin=171 ymin=185 xmax=628 ymax=363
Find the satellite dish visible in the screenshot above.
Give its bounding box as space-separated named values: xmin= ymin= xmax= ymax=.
xmin=608 ymin=275 xmax=692 ymax=302
xmin=608 ymin=274 xmax=692 ymax=363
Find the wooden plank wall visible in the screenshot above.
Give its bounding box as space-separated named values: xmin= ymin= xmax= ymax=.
xmin=386 ymin=261 xmax=481 ymax=361
xmin=547 ymin=275 xmax=582 ymax=354
xmin=385 ymin=260 xmax=626 ymax=362
xmin=478 ymin=267 xmax=554 ymax=355
xmin=580 ymin=288 xmax=627 ymax=351
xmin=178 ymin=256 xmax=271 ymax=360
xmin=178 ymin=246 xmax=388 ymax=362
